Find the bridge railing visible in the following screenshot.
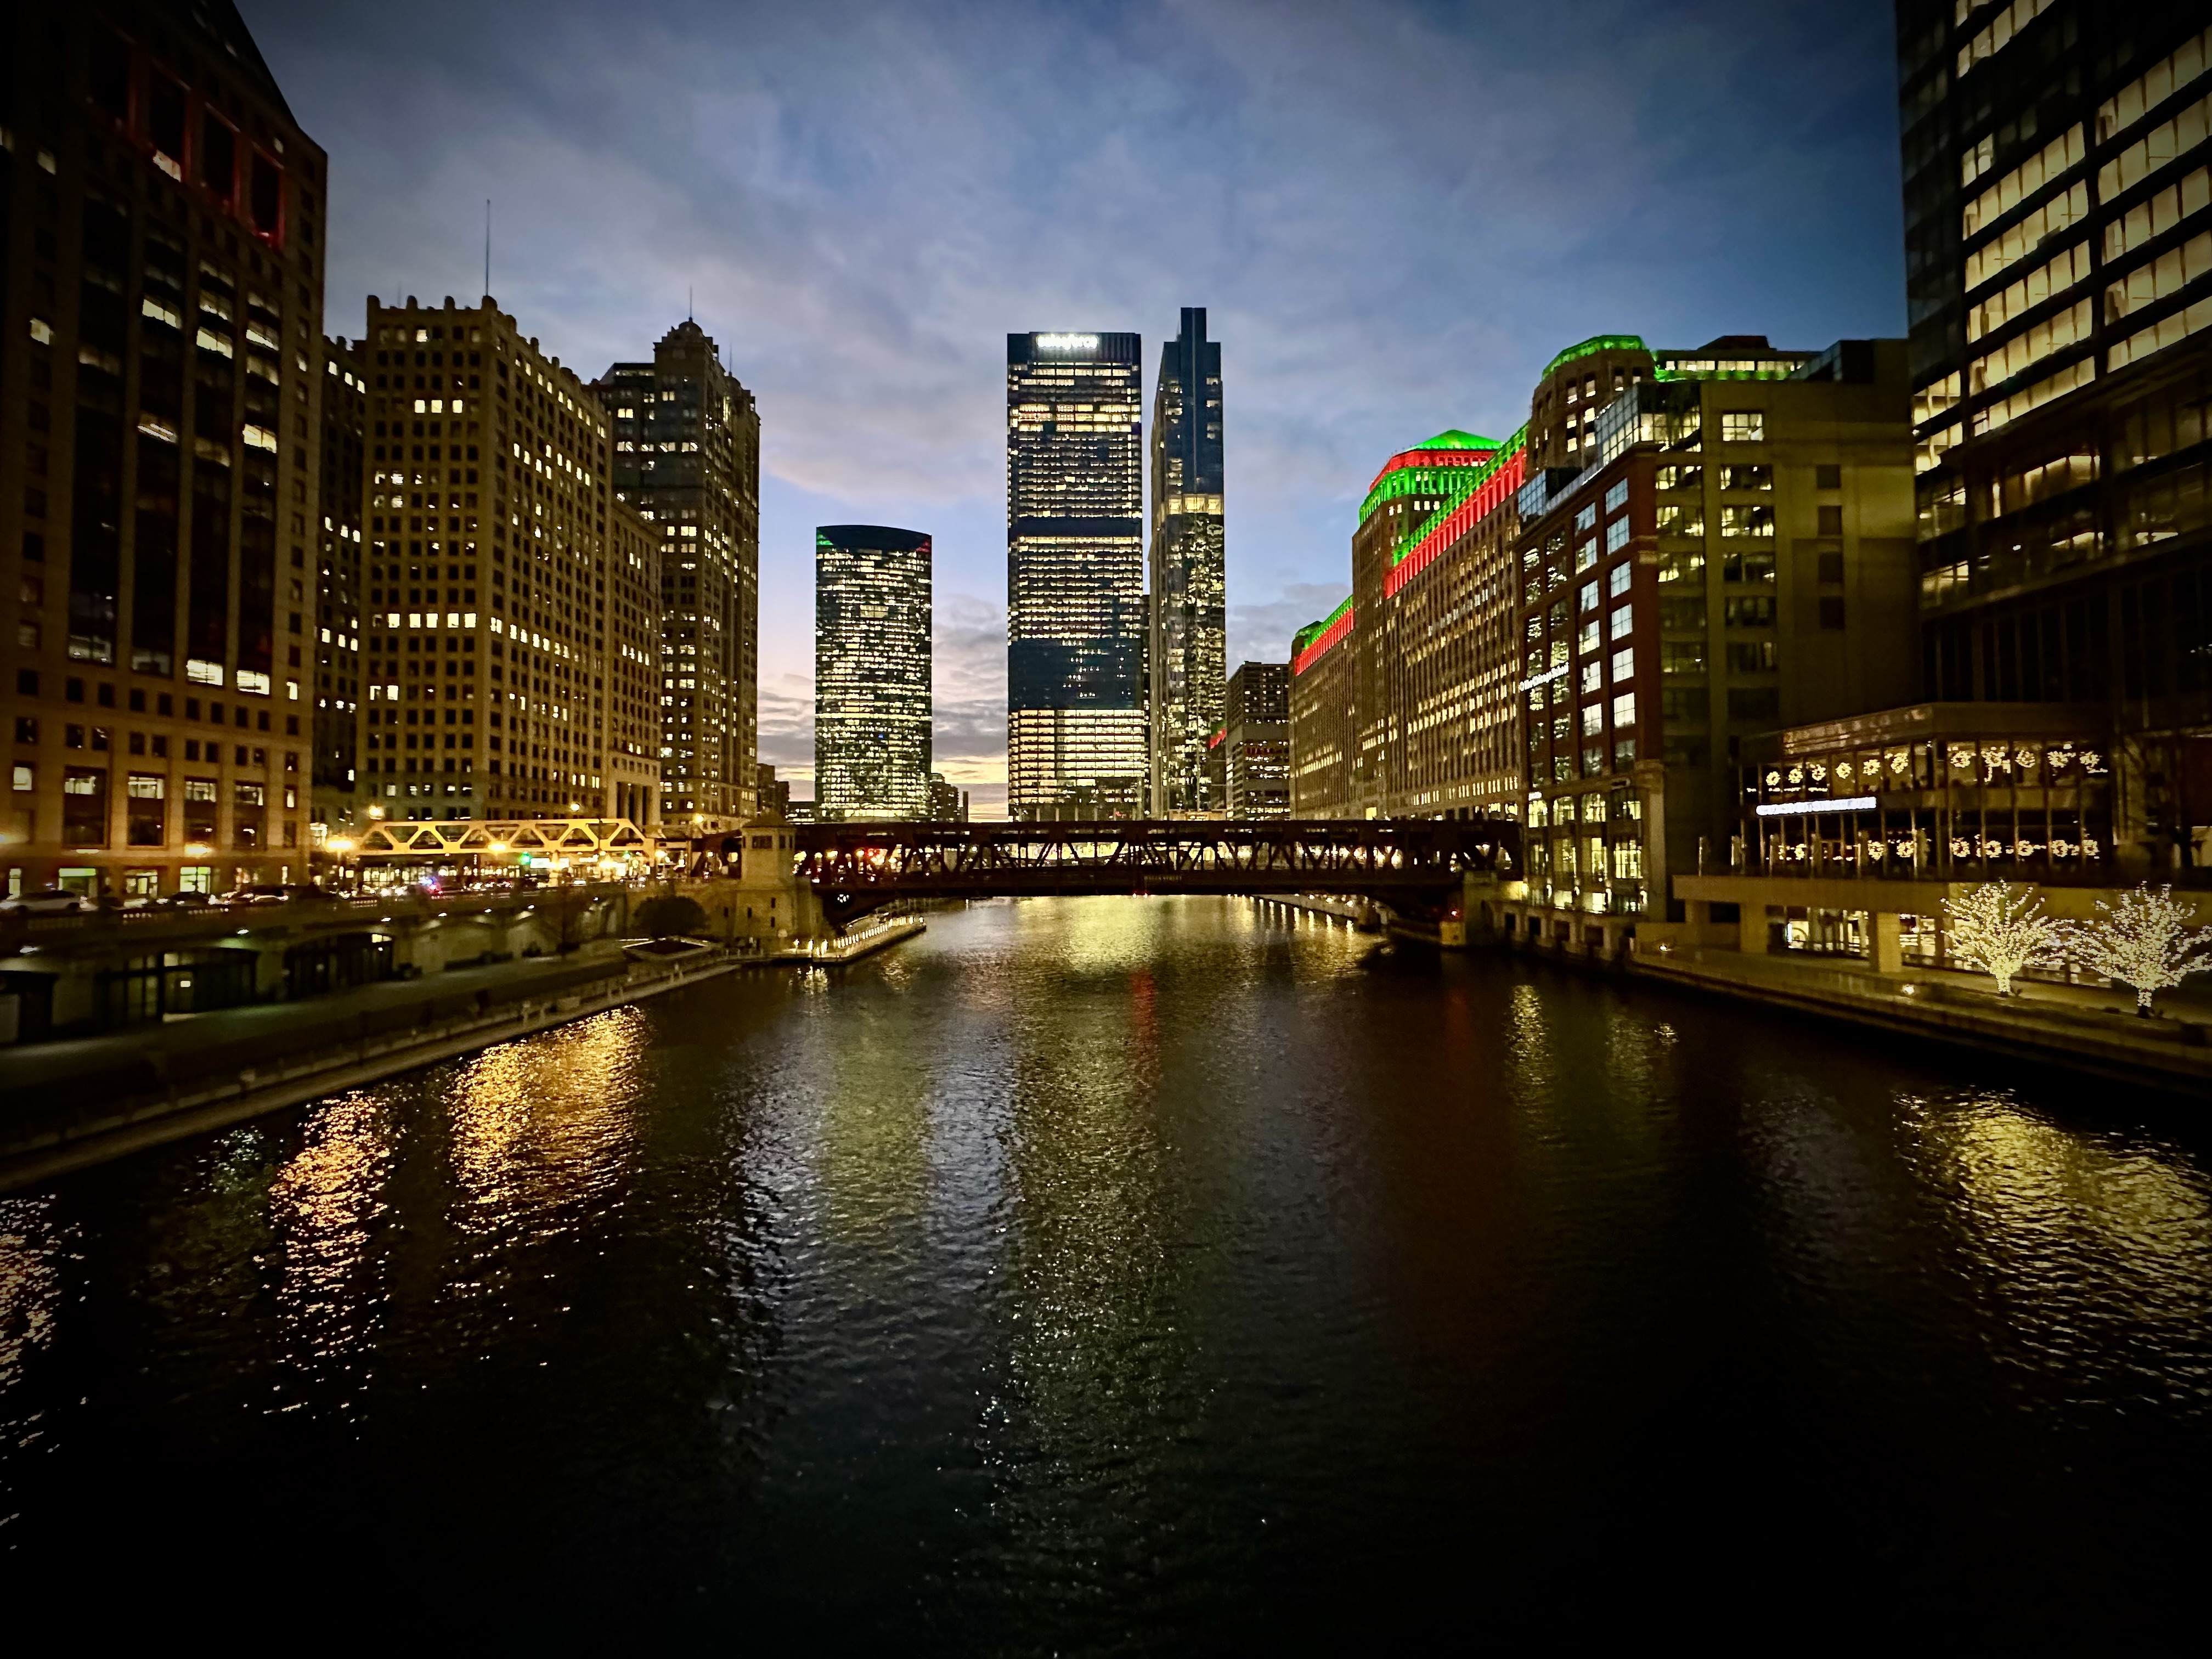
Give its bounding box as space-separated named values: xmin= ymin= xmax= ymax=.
xmin=792 ymin=819 xmax=1517 ymax=892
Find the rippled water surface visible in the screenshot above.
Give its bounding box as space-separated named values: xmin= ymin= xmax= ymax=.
xmin=2 ymin=898 xmax=2208 ymax=1640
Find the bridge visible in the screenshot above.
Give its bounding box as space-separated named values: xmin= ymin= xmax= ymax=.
xmin=789 ymin=819 xmax=1517 ymax=924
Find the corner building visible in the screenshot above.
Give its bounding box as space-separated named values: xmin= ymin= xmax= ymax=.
xmin=815 ymin=524 xmax=932 ymax=820
xmin=1222 ymin=660 xmax=1289 ymax=818
xmin=3 ymin=0 xmax=327 ymax=897
xmin=1148 ymin=308 xmax=1225 ymax=814
xmin=593 ymin=321 xmax=760 ymax=829
xmin=1006 ymin=331 xmax=1147 ymax=820
xmin=354 ymin=296 xmax=658 ymax=827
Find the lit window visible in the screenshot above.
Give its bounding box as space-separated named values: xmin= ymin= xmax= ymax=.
xmin=1721 ymin=411 xmax=1765 ymax=443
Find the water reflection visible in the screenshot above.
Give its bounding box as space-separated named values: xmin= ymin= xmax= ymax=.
xmin=0 ymin=899 xmax=2204 ymax=1637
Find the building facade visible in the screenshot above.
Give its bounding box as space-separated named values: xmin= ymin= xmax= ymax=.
xmin=1897 ymin=0 xmax=2211 ymax=873
xmin=1006 ymin=330 xmax=1147 ymax=820
xmin=1148 ymin=307 xmax=1224 ymax=814
xmin=312 ymin=334 xmax=363 ymax=837
xmin=1221 ymin=659 xmax=1289 ymax=817
xmin=1511 ymin=336 xmax=1917 ymax=926
xmin=755 ymin=763 xmax=790 ymax=823
xmin=3 ymin=0 xmax=327 ymax=897
xmin=814 ymin=523 xmax=931 ymax=821
xmin=354 ymin=295 xmax=654 ymax=828
xmin=594 ymin=320 xmax=760 ymax=828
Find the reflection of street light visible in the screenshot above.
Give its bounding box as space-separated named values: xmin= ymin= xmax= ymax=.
xmin=329 ymin=836 xmax=358 ymax=895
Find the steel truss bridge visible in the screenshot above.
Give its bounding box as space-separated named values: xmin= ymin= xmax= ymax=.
xmin=791 ymin=819 xmax=1517 ymax=923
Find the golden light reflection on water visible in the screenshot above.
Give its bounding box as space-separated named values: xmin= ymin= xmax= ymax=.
xmin=447 ymin=1006 xmax=655 ymax=1217
xmin=1911 ymin=1093 xmax=2212 ymax=1333
xmin=265 ymin=1092 xmax=396 ymax=1366
xmin=0 ymin=1197 xmax=65 ymax=1398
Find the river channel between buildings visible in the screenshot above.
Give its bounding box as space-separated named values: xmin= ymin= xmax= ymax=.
xmin=2 ymin=896 xmax=2207 ymax=1640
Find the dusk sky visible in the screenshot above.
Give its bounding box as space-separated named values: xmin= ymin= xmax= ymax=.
xmin=243 ymin=0 xmax=1906 ymax=816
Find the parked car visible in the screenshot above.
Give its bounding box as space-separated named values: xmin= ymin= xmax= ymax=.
xmin=151 ymin=890 xmax=218 ymax=910
xmin=0 ymin=888 xmax=92 ymax=915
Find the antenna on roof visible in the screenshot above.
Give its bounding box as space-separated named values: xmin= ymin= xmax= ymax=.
xmin=688 ymin=284 xmax=694 ymax=323
xmin=483 ymin=199 xmax=492 ymax=299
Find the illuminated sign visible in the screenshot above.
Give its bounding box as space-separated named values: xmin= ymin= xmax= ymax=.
xmin=1517 ymin=662 xmax=1566 ymax=693
xmin=1754 ymin=795 xmax=1877 ymax=816
xmin=1035 ymin=334 xmax=1098 ymax=352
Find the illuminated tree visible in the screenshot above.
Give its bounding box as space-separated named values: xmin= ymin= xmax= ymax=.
xmin=1941 ymin=881 xmax=2069 ymax=996
xmin=2078 ymin=883 xmax=2212 ymax=1017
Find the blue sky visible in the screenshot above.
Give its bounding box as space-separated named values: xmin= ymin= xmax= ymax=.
xmin=244 ymin=0 xmax=1906 ymax=815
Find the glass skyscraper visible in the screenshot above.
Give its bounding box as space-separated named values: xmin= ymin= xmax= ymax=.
xmin=815 ymin=524 xmax=931 ymax=821
xmin=1006 ymin=331 xmax=1147 ymax=820
xmin=1149 ymin=308 xmax=1226 ymax=815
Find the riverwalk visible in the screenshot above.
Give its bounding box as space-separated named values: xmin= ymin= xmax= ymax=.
xmin=1622 ymin=942 xmax=2212 ymax=1092
xmin=0 ymin=940 xmax=743 ymax=1189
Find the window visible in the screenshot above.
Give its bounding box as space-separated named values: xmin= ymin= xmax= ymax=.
xmin=1819 ymin=597 xmax=1848 ymax=629
xmin=1611 ymin=692 xmax=1638 ymax=727
xmin=1610 ymin=646 xmax=1635 ymax=682
xmin=11 ymin=764 xmax=30 ymax=791
xmin=1727 ymin=641 xmax=1778 ymax=673
xmin=1604 ymin=480 xmax=1628 ymax=511
xmin=1722 ymin=466 xmax=1772 ymax=492
xmin=1720 ymin=505 xmax=1775 ymax=537
xmin=1574 ymin=505 xmax=1596 ymax=532
xmin=1576 ymin=538 xmax=1597 ymax=572
xmin=1724 ymin=596 xmax=1775 ymax=627
xmin=1579 ymin=662 xmax=1602 ymax=695
xmin=1661 ymin=641 xmax=1707 ymax=676
xmin=1581 ymin=704 xmax=1604 ymax=736
xmin=1579 ymin=582 xmax=1600 ymax=613
xmin=1720 ymin=411 xmax=1765 ymax=443
xmin=1605 ymin=518 xmax=1630 ymax=554
xmin=1815 ymin=465 xmax=1842 ymax=490
xmin=1581 ymin=747 xmax=1604 ymax=778
xmin=1608 ymin=605 xmax=1633 ymax=641
xmin=1818 ymin=552 xmax=1846 ymax=583
xmin=1817 ymin=505 xmax=1845 ymax=535
xmin=1607 ymin=563 xmax=1632 ymax=599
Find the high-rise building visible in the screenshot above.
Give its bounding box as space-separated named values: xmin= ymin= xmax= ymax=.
xmin=354 ymin=295 xmax=657 ymax=826
xmin=2 ymin=1 xmax=327 ymax=898
xmin=1896 ymin=2 xmax=2211 ymax=870
xmin=755 ymin=763 xmax=790 ymax=822
xmin=924 ymin=771 xmax=967 ymax=821
xmin=814 ymin=524 xmax=931 ymax=820
xmin=593 ymin=321 xmax=760 ymax=829
xmin=312 ymin=336 xmax=365 ymax=838
xmin=1222 ymin=661 xmax=1290 ymax=818
xmin=1148 ymin=308 xmax=1225 ymax=814
xmin=1006 ymin=330 xmax=1147 ymax=820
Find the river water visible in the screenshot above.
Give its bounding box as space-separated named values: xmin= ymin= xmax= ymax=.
xmin=1 ymin=897 xmax=2207 ymax=1639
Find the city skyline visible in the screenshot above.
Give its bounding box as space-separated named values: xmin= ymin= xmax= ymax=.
xmin=235 ymin=0 xmax=1906 ymax=815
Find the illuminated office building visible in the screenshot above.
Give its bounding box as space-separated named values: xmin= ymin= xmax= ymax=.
xmin=594 ymin=321 xmax=760 ymax=828
xmin=313 ymin=336 xmax=365 ymax=836
xmin=1006 ymin=330 xmax=1146 ymax=820
xmin=1896 ymin=2 xmax=2210 ymax=864
xmin=355 ymin=295 xmax=656 ymax=826
xmin=815 ymin=524 xmax=931 ymax=820
xmin=1148 ymin=308 xmax=1225 ymax=814
xmin=1222 ymin=661 xmax=1289 ymax=818
xmin=2 ymin=1 xmax=325 ymax=898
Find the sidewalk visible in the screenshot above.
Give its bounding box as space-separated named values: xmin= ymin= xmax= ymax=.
xmin=1625 ymin=942 xmax=2212 ymax=1091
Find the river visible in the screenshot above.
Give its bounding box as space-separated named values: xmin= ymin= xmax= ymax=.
xmin=2 ymin=896 xmax=2207 ymax=1640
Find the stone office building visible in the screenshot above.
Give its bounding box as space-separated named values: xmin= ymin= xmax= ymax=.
xmin=353 ymin=295 xmax=657 ymax=828
xmin=593 ymin=320 xmax=761 ymax=830
xmin=2 ymin=0 xmax=327 ymax=898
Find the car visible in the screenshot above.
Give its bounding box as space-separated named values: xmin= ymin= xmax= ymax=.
xmin=151 ymin=891 xmax=218 ymax=910
xmin=0 ymin=888 xmax=92 ymax=915
xmin=229 ymin=883 xmax=344 ymax=906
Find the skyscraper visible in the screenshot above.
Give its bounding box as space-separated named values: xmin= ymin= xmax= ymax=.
xmin=1222 ymin=660 xmax=1290 ymax=819
xmin=1148 ymin=308 xmax=1226 ymax=814
xmin=1895 ymin=2 xmax=2210 ymax=862
xmin=594 ymin=321 xmax=760 ymax=829
xmin=2 ymin=0 xmax=326 ymax=898
xmin=312 ymin=337 xmax=366 ymax=838
xmin=1006 ymin=331 xmax=1146 ymax=821
xmin=354 ymin=295 xmax=658 ymax=826
xmin=815 ymin=524 xmax=931 ymax=821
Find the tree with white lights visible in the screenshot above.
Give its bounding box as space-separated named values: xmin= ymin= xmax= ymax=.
xmin=2078 ymin=883 xmax=2212 ymax=1017
xmin=1942 ymin=881 xmax=2069 ymax=996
